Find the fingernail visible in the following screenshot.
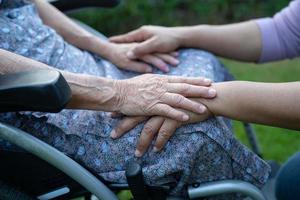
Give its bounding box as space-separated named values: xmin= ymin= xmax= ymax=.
xmin=173 ymin=52 xmax=179 ymax=57
xmin=208 ymin=88 xmax=217 ymax=97
xmin=110 ymin=130 xmax=117 ymax=139
xmin=127 ymin=51 xmax=136 ymax=59
xmin=182 ymin=115 xmax=189 ymax=121
xmin=173 ymin=60 xmax=180 ymax=65
xmin=146 ymin=67 xmax=153 ymax=73
xmin=153 ymin=147 xmax=159 ymax=153
xmin=163 ymin=65 xmax=170 ymax=72
xmin=204 ymin=78 xmax=212 ymax=84
xmin=135 ymin=149 xmax=142 ymax=157
xmin=198 ymin=105 xmax=206 ymax=113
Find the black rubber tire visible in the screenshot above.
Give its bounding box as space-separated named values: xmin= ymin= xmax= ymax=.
xmin=0 ymin=181 xmax=35 ymax=200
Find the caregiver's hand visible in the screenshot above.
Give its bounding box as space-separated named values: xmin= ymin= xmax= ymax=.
xmin=114 ymin=74 xmax=216 ymax=121
xmin=104 ymin=42 xmax=179 ymax=73
xmin=110 ymin=103 xmax=213 ymax=157
xmin=110 ymin=26 xmax=181 ymax=59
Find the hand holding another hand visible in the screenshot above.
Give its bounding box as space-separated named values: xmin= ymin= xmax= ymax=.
xmin=104 ymin=42 xmax=179 ymax=73
xmin=110 ymin=25 xmax=183 ymax=60
xmin=111 ymin=100 xmax=213 ymax=157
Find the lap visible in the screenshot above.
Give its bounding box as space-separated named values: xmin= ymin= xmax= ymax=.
xmin=0 ymin=48 xmax=268 ymax=198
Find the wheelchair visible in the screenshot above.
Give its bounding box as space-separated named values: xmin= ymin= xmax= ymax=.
xmin=0 ymin=1 xmax=279 ymax=199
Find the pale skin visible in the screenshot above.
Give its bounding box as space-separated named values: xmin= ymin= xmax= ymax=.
xmin=110 ymin=23 xmax=300 ymax=157
xmin=33 ymin=0 xmax=180 ymax=73
xmin=0 ymin=1 xmax=218 ymax=121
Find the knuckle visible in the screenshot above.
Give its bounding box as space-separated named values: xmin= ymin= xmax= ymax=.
xmin=164 ymin=107 xmax=172 ymax=117
xmin=143 ymin=125 xmax=155 ymax=135
xmin=181 ymin=83 xmax=190 ymax=94
xmin=158 ymin=129 xmax=170 ymax=140
xmin=174 ymin=95 xmax=184 ymax=106
xmin=137 ymin=141 xmax=148 ymax=150
xmin=116 ymin=121 xmax=128 ymax=132
xmin=198 ymin=77 xmax=205 ymax=82
xmin=202 ymin=87 xmax=210 ymax=95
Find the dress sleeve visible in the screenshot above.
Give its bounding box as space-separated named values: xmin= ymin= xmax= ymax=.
xmin=255 ymin=0 xmax=300 ymax=63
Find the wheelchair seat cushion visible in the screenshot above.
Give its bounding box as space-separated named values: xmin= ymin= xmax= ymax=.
xmin=0 ymin=1 xmax=270 ymax=199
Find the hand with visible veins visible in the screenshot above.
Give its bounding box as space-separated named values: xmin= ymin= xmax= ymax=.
xmin=114 ymin=74 xmax=216 ymax=121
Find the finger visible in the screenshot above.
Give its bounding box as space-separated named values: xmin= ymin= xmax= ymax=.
xmin=154 ymin=118 xmax=179 ymax=152
xmin=161 ymin=93 xmax=207 ymax=114
xmin=167 ymin=76 xmax=213 ymax=86
xmin=109 ymin=112 xmax=124 ymax=118
xmin=167 ymin=83 xmax=217 ymax=98
xmin=111 ymin=116 xmax=147 ymax=139
xmin=170 ymin=52 xmax=179 ymax=57
xmin=135 ymin=116 xmax=164 ymax=157
xmin=109 ymin=29 xmax=145 ymax=43
xmin=140 ymin=55 xmax=169 ymax=72
xmin=127 ymin=37 xmax=159 ymax=59
xmin=151 ymin=104 xmax=189 ymax=122
xmin=124 ymin=60 xmax=153 ymax=73
xmin=155 ymin=53 xmax=179 ymax=66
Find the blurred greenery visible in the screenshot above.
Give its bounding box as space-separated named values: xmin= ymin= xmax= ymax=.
xmin=70 ymin=0 xmax=290 ymax=36
xmin=70 ymin=0 xmax=299 ymax=175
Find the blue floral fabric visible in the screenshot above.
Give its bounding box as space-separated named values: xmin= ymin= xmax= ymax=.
xmin=0 ymin=1 xmax=270 ymax=199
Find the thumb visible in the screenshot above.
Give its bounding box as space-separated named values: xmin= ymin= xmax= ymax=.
xmin=127 ymin=37 xmax=159 ymax=59
xmin=109 ymin=29 xmax=147 ymax=43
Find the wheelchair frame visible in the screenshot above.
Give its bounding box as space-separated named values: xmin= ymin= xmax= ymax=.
xmin=0 ymin=122 xmax=266 ymax=200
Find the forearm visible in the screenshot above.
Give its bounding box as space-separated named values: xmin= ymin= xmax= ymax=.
xmin=175 ymin=21 xmax=262 ymax=62
xmin=33 ymin=0 xmax=112 ymax=58
xmin=0 ymin=49 xmax=118 ymax=111
xmin=197 ymin=81 xmax=300 ymax=130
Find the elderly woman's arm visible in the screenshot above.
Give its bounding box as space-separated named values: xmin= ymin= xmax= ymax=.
xmin=32 ymin=0 xmax=180 ymax=73
xmin=32 ymin=0 xmax=109 ymax=57
xmin=0 ymin=49 xmax=215 ymax=120
xmin=0 ymin=49 xmax=119 ymax=111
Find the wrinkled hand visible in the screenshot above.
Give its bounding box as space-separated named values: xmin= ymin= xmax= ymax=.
xmin=110 ymin=102 xmax=213 ymax=157
xmin=105 ymin=42 xmax=179 ymax=73
xmin=114 ymin=74 xmax=216 ymax=121
xmin=110 ymin=26 xmax=181 ymax=59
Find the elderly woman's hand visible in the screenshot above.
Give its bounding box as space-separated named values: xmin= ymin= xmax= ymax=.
xmin=110 ymin=100 xmax=213 ymax=157
xmin=103 ymin=42 xmax=179 ymax=73
xmin=114 ymin=74 xmax=216 ymax=121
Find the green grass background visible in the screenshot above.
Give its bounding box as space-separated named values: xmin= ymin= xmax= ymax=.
xmin=70 ymin=0 xmax=299 ymax=172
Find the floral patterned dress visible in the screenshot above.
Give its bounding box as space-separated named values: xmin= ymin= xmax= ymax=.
xmin=0 ymin=0 xmax=270 ymax=199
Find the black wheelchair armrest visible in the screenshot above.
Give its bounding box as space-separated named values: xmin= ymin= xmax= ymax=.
xmin=0 ymin=70 xmax=71 ymax=113
xmin=50 ymin=0 xmax=121 ymax=12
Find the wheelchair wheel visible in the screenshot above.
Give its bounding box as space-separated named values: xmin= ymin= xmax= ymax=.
xmin=0 ymin=181 xmax=35 ymax=200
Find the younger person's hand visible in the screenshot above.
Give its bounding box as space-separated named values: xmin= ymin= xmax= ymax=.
xmin=110 ymin=26 xmax=182 ymax=60
xmin=104 ymin=42 xmax=179 ymax=73
xmin=110 ymin=100 xmax=213 ymax=157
